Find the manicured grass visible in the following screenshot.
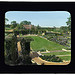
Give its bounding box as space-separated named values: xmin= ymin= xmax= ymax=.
xmin=59 ymin=56 xmax=71 ymax=61
xmin=24 ymin=36 xmax=68 ymax=51
xmin=42 ymin=52 xmax=71 ymax=56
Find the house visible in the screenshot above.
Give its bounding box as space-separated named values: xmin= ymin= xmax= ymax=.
xmin=23 ymin=25 xmax=32 ymax=30
xmin=23 ymin=25 xmax=36 ymax=30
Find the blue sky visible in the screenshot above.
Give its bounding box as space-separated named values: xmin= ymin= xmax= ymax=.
xmin=5 ymin=11 xmax=70 ymax=27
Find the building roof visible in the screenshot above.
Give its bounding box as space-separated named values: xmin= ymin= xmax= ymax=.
xmin=23 ymin=25 xmax=36 ymax=30
xmin=23 ymin=25 xmax=32 ymax=29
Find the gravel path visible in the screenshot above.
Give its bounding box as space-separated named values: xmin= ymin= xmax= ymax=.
xmin=30 ymin=51 xmax=70 ymax=65
xmin=41 ymin=50 xmax=64 ymax=53
xmin=32 ymin=57 xmax=70 ymax=65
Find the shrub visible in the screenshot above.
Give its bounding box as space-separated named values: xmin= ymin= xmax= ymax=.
xmin=7 ymin=33 xmax=14 ymax=37
xmin=40 ymin=55 xmax=63 ymax=62
xmin=40 ymin=48 xmax=46 ymax=52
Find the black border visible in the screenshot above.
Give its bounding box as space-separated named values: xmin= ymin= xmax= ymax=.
xmin=0 ymin=2 xmax=74 ymax=73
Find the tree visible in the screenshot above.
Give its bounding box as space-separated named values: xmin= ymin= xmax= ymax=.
xmin=66 ymin=16 xmax=71 ymax=31
xmin=53 ymin=26 xmax=56 ymax=29
xmin=53 ymin=26 xmax=56 ymax=31
xmin=16 ymin=24 xmax=25 ymax=30
xmin=36 ymin=24 xmax=41 ymax=30
xmin=28 ymin=21 xmax=31 ymax=25
xmin=20 ymin=21 xmax=31 ymax=26
xmin=60 ymin=26 xmax=68 ymax=33
xmin=27 ymin=21 xmax=31 ymax=25
xmin=11 ymin=21 xmax=17 ymax=28
xmin=31 ymin=25 xmax=35 ymax=30
xmin=31 ymin=25 xmax=35 ymax=34
xmin=5 ymin=18 xmax=9 ymax=25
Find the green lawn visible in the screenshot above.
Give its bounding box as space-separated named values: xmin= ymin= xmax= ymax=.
xmin=59 ymin=56 xmax=71 ymax=61
xmin=5 ymin=27 xmax=12 ymax=30
xmin=41 ymin=52 xmax=71 ymax=56
xmin=24 ymin=36 xmax=68 ymax=51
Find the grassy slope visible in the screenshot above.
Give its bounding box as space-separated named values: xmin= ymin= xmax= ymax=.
xmin=25 ymin=36 xmax=68 ymax=51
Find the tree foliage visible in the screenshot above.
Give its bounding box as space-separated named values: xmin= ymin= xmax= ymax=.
xmin=40 ymin=55 xmax=63 ymax=62
xmin=20 ymin=20 xmax=31 ymax=26
xmin=60 ymin=26 xmax=68 ymax=33
xmin=16 ymin=24 xmax=25 ymax=30
xmin=31 ymin=25 xmax=35 ymax=31
xmin=66 ymin=16 xmax=71 ymax=31
xmin=5 ymin=18 xmax=9 ymax=21
xmin=36 ymin=24 xmax=41 ymax=30
xmin=11 ymin=21 xmax=18 ymax=28
xmin=5 ymin=18 xmax=9 ymax=25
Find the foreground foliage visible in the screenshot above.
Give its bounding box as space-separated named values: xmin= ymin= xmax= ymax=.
xmin=40 ymin=55 xmax=63 ymax=62
xmin=5 ymin=35 xmax=33 ymax=65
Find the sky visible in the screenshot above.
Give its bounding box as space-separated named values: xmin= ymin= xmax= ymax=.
xmin=5 ymin=11 xmax=70 ymax=27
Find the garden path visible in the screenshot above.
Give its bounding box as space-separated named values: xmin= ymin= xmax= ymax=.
xmin=32 ymin=57 xmax=70 ymax=65
xmin=40 ymin=50 xmax=64 ymax=53
xmin=30 ymin=51 xmax=70 ymax=65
